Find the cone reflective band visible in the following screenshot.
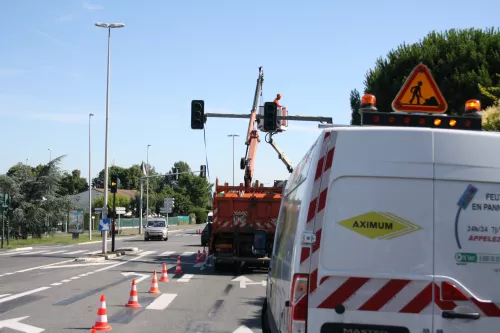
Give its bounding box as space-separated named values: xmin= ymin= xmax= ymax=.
xmin=362 ymin=112 xmax=482 ymax=131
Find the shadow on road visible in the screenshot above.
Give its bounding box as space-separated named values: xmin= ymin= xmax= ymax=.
xmin=239 ymin=296 xmax=265 ymax=329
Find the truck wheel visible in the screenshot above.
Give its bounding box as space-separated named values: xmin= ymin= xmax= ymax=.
xmin=261 ymin=299 xmax=272 ymax=333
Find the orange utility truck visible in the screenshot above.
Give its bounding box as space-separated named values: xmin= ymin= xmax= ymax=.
xmin=190 ymin=67 xmax=332 ymax=272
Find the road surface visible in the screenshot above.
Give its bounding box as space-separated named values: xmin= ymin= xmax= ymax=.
xmin=0 ymin=228 xmax=266 ymax=333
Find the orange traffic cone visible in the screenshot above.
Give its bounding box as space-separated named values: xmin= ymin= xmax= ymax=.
xmin=159 ymin=263 xmax=169 ymax=282
xmin=90 ymin=329 xmax=97 ymax=333
xmin=201 ymin=248 xmax=207 ymax=260
xmin=196 ymin=250 xmax=202 ymax=263
xmin=92 ymin=294 xmax=112 ymax=331
xmin=125 ymin=279 xmax=141 ymax=308
xmin=174 ymin=256 xmax=183 ymax=274
xmin=148 ymin=270 xmax=161 ymax=294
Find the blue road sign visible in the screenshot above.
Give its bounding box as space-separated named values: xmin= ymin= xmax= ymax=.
xmin=99 ymin=218 xmax=111 ymax=231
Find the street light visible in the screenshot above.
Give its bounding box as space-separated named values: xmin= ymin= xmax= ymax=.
xmin=227 ymin=134 xmax=239 ymax=186
xmin=88 ymin=113 xmax=94 ymax=240
xmin=146 ymin=144 xmax=151 ymax=225
xmin=95 ymin=21 xmax=125 ymax=254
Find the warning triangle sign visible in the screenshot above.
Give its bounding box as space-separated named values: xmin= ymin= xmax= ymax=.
xmin=391 ymin=64 xmax=448 ymax=114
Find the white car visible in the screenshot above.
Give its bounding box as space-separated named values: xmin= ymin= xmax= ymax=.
xmin=144 ymin=218 xmax=168 ymax=241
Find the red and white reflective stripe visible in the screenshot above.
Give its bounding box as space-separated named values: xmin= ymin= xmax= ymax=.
xmin=308 ymin=276 xmax=500 ymax=317
xmin=300 ymin=131 xmax=336 ymax=283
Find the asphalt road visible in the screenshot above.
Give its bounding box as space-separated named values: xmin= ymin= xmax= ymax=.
xmin=0 ymin=228 xmax=266 ymax=333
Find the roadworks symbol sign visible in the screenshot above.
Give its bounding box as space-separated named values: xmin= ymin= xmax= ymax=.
xmin=337 ymin=212 xmax=422 ymax=240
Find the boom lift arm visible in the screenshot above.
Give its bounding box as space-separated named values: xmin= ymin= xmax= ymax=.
xmin=241 ymin=66 xmax=265 ymax=188
xmin=265 ymin=132 xmax=293 ymax=173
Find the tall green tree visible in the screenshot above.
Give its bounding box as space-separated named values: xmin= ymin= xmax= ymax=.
xmin=0 ymin=156 xmax=72 ymax=238
xmin=59 ymin=169 xmax=88 ymax=195
xmin=352 ymin=28 xmax=500 ymax=124
xmin=350 ymin=89 xmax=361 ymax=125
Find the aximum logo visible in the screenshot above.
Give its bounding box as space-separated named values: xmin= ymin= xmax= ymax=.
xmin=338 ymin=212 xmax=422 ymax=240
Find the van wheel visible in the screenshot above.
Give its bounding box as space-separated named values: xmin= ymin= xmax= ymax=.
xmin=261 ymin=299 xmax=271 ymax=333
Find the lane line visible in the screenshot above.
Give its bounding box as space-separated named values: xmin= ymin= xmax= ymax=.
xmin=51 ymin=283 xmax=62 ymax=286
xmin=0 ymin=294 xmax=11 ymax=299
xmin=158 ymin=251 xmax=175 ymax=256
xmin=0 ymin=287 xmax=51 ymax=304
xmin=64 ymin=250 xmax=86 ymax=255
xmin=180 ymin=252 xmax=195 ymax=256
xmin=17 ymin=250 xmax=47 ymax=256
xmin=45 ymin=250 xmax=67 ymax=254
xmin=146 ymin=293 xmax=177 ymax=310
xmin=14 ymin=259 xmax=75 ymax=274
xmin=61 ymin=279 xmax=71 ymax=282
xmin=177 ymin=274 xmax=194 ymax=283
xmin=40 ymin=262 xmax=115 ymax=269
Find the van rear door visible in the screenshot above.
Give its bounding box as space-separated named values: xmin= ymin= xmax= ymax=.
xmin=307 ymin=128 xmax=434 ymax=333
xmin=434 ymin=130 xmax=500 ymax=332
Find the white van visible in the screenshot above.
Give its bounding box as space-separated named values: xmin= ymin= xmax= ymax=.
xmin=261 ymin=110 xmax=500 ymax=332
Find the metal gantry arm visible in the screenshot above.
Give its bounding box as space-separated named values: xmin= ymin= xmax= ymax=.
xmin=138 ymin=170 xmax=203 ymax=234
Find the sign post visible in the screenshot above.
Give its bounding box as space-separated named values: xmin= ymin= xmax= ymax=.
xmin=162 ymin=198 xmax=175 ymax=226
xmin=95 ymin=207 xmax=108 ymax=254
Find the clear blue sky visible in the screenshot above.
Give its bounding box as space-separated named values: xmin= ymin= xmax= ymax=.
xmin=1 ymin=0 xmax=499 ymax=185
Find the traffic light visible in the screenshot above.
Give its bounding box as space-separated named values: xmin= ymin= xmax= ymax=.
xmin=191 ymin=100 xmax=205 ymax=130
xmin=263 ymin=102 xmax=277 ymax=131
xmin=361 ymin=112 xmax=482 ymax=131
xmin=200 ymin=165 xmax=207 ymax=178
xmin=110 ymin=175 xmax=119 ymax=194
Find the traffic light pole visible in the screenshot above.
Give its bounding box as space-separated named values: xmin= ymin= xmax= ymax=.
xmin=112 ymin=191 xmax=116 ymax=252
xmin=138 ymin=170 xmax=205 ymax=234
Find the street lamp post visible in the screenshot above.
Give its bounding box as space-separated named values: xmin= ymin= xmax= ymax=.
xmin=89 ymin=113 xmax=94 ymax=240
xmin=146 ymin=144 xmax=151 ymax=225
xmin=95 ymin=21 xmax=125 ymax=254
xmin=227 ymin=134 xmax=239 ymax=186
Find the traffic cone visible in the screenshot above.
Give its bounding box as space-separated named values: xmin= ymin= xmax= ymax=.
xmin=174 ymin=256 xmax=183 ymax=274
xmin=148 ymin=270 xmax=161 ymax=294
xmin=159 ymin=263 xmax=169 ymax=282
xmin=90 ymin=329 xmax=97 ymax=333
xmin=201 ymin=248 xmax=207 ymax=260
xmin=92 ymin=294 xmax=112 ymax=331
xmin=125 ymin=279 xmax=141 ymax=308
xmin=196 ymin=250 xmax=202 ymax=263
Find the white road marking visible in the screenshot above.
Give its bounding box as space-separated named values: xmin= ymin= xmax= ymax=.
xmin=84 ymin=250 xmax=101 ymax=255
xmin=232 ymin=325 xmax=253 ymax=333
xmin=61 ymin=279 xmax=71 ymax=282
xmin=177 ymin=274 xmax=194 ymax=283
xmin=18 ymin=250 xmax=47 ymax=255
xmin=70 ymin=276 xmax=80 ymax=280
xmin=40 ymin=262 xmax=114 ymax=269
xmin=0 ymin=287 xmax=51 ymax=304
xmin=12 ymin=259 xmax=75 ymax=274
xmin=50 ymin=283 xmax=62 ymax=286
xmin=146 ymin=293 xmax=177 ymax=310
xmin=0 ymin=316 xmax=45 ymax=333
xmin=180 ymin=252 xmax=195 ymax=257
xmin=0 ymin=294 xmax=11 ymax=299
xmin=46 ymin=250 xmax=66 ymax=254
xmin=158 ymin=251 xmax=175 ymax=256
xmin=64 ymin=250 xmax=86 ymax=255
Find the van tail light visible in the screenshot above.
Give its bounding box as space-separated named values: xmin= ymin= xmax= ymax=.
xmin=290 ymin=274 xmax=308 ymax=333
xmin=441 ymin=282 xmax=469 ymax=301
